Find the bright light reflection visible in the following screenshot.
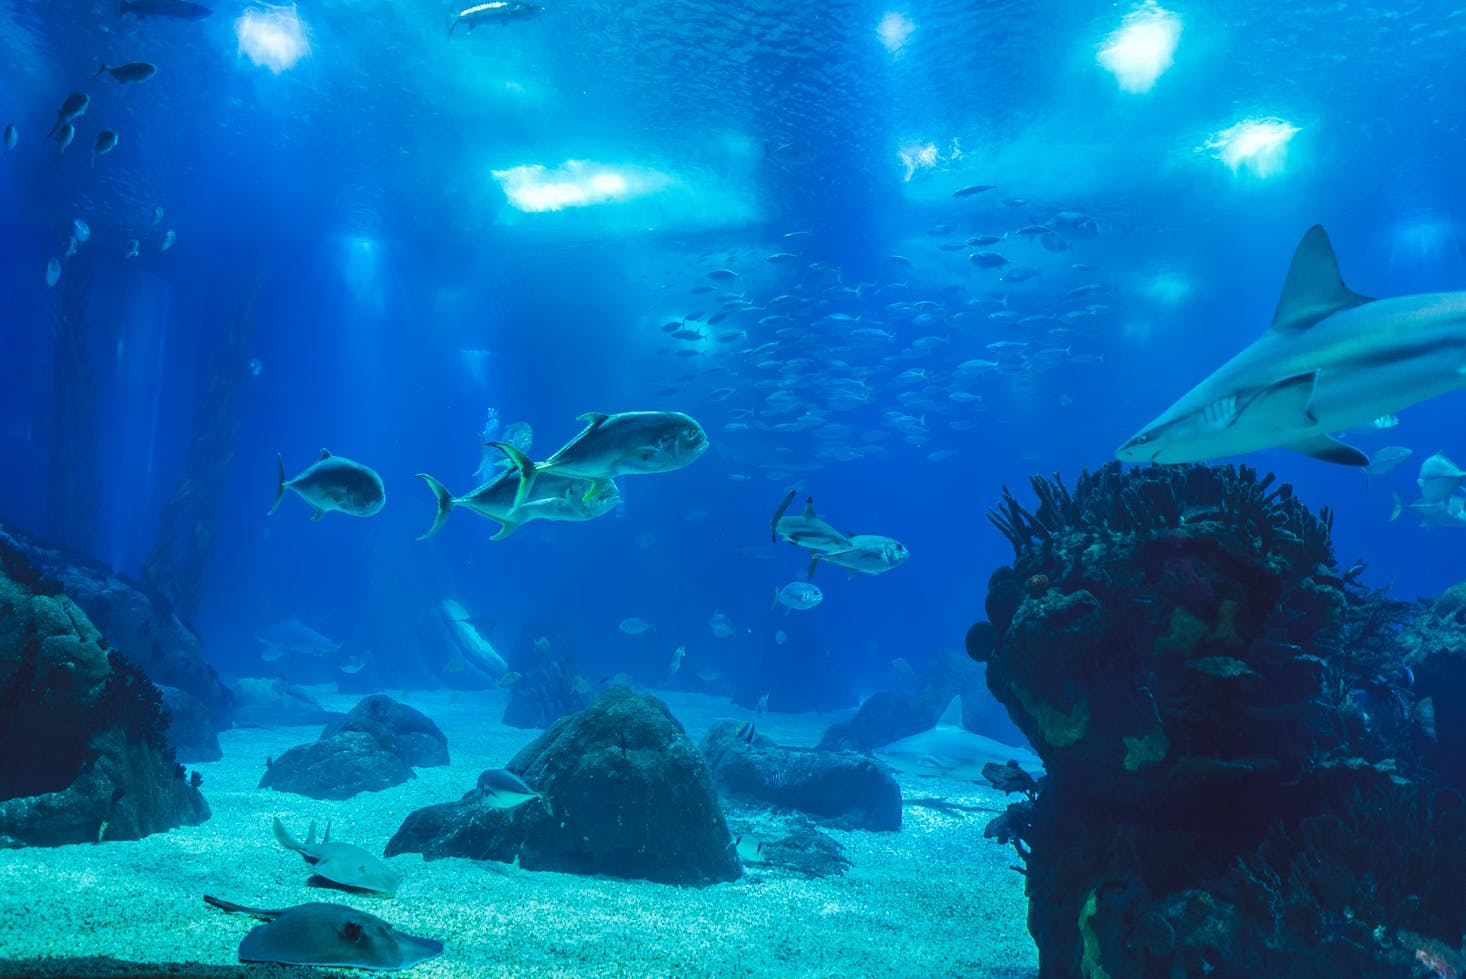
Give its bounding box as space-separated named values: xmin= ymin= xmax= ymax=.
xmin=1141 ymin=270 xmax=1192 ymax=306
xmin=877 ymin=12 xmax=915 ymax=54
xmin=235 ymin=3 xmax=310 ymax=73
xmin=491 ymin=160 xmax=667 ymax=212
xmin=898 ymin=142 xmax=937 ymax=182
xmin=1097 ymin=2 xmax=1181 ymax=93
xmin=1205 ymin=118 xmax=1299 ymax=178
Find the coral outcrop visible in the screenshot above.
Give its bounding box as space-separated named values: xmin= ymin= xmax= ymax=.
xmin=389 ymin=685 xmax=740 ymax=885
xmin=0 ymin=541 xmax=209 ymax=846
xmin=978 ymin=462 xmax=1454 ymax=977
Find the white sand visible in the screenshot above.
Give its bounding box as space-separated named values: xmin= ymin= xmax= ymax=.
xmin=0 ymin=688 xmax=1038 ymax=978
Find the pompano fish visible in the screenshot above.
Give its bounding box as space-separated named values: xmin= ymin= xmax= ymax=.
xmin=499 ymin=411 xmax=707 ymax=508
xmin=270 ymin=450 xmax=386 ymax=520
xmin=97 ymin=58 xmax=157 ymax=83
xmin=773 ymin=581 xmax=822 ymax=611
xmin=417 ymin=445 xmax=615 ymax=541
xmin=1362 ymin=445 xmax=1412 ymax=476
xmin=811 ymin=534 xmax=910 ymax=578
xmin=448 ymin=0 xmax=541 ymax=35
xmin=1417 ymin=452 xmax=1466 ymax=504
xmin=48 ymin=93 xmax=88 ymax=137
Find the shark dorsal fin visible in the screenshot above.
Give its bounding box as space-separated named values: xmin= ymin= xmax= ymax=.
xmin=802 ymin=497 xmax=817 ymax=519
xmin=936 ymin=695 xmax=964 ymax=729
xmin=576 ymin=412 xmax=610 ymax=428
xmin=319 ymin=448 xmax=332 ymax=459
xmin=1270 ymin=225 xmax=1375 ymax=332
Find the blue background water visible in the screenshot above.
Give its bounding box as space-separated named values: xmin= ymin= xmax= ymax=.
xmin=1 ymin=0 xmax=1463 ymax=708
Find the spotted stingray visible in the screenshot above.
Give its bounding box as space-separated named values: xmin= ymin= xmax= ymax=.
xmin=204 ymin=895 xmax=443 ymax=971
xmin=273 ymin=816 xmax=402 ymax=896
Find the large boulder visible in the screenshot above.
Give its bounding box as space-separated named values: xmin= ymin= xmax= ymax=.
xmin=259 ymin=695 xmax=447 ymax=800
xmin=703 ymin=723 xmax=902 ymax=831
xmin=388 ymin=685 xmax=740 ymax=885
xmin=159 ymin=685 xmax=221 ymax=763
xmin=0 ymin=523 xmax=232 ymax=730
xmin=0 ymin=542 xmax=209 ymax=846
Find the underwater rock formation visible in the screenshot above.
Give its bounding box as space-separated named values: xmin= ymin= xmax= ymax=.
xmin=818 ymin=649 xmax=986 ymax=752
xmin=388 ymin=685 xmax=740 ymax=885
xmin=158 ymin=685 xmax=222 ymax=763
xmin=259 ymin=695 xmax=447 ymax=800
xmin=1401 ymin=583 xmax=1466 ymax=790
xmin=502 ymin=637 xmax=590 ymax=729
xmin=702 ymin=722 xmax=902 ymax=831
xmin=0 ymin=545 xmax=209 ymax=846
xmin=979 ymin=462 xmax=1453 ymax=977
xmin=0 ymin=522 xmax=233 ymax=735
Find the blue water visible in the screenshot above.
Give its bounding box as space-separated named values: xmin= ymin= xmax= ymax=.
xmin=2 ymin=1 xmax=1464 ymax=710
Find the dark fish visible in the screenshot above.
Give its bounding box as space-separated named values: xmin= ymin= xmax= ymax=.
xmin=92 ymin=130 xmax=118 ymax=163
xmin=3 ymin=124 xmax=15 ymax=153
xmin=120 ymin=0 xmax=211 ymax=17
xmin=48 ymin=92 xmax=88 ymax=137
xmin=736 ymin=721 xmax=756 ymax=743
xmin=448 ymin=0 xmax=542 ymax=36
xmin=97 ymin=58 xmax=158 ymax=83
xmin=952 ymin=184 xmax=994 ymax=197
xmin=120 ymin=0 xmax=211 ymax=18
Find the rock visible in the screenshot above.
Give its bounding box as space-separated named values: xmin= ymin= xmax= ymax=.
xmin=0 ymin=543 xmax=209 ymax=847
xmin=388 ymin=685 xmax=740 ymax=885
xmin=259 ymin=731 xmax=416 ymax=801
xmin=502 ymin=649 xmax=588 ymax=730
xmin=259 ymin=695 xmax=446 ymax=800
xmin=159 ymin=685 xmax=221 ymax=763
xmin=322 ymin=694 xmax=448 ymax=768
xmin=703 ymin=723 xmax=901 ymax=831
xmin=0 ymin=523 xmax=232 ymax=731
xmin=818 ymin=691 xmax=940 ymax=752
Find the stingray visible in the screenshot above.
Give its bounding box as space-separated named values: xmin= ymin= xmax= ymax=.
xmin=274 ymin=816 xmax=403 ymax=896
xmin=204 ymin=895 xmax=443 ymax=971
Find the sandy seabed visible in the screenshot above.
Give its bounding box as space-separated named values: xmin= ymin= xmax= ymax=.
xmin=0 ymin=688 xmax=1038 ymax=979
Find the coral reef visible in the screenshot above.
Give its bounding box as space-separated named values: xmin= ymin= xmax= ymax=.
xmin=0 ymin=544 xmax=209 ymax=846
xmin=389 ymin=685 xmax=740 ymax=885
xmin=977 ymin=462 xmax=1452 ymax=977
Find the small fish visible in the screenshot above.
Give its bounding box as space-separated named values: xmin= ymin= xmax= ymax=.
xmin=619 ymin=617 xmax=655 ymax=635
xmin=497 ymin=671 xmax=521 ymax=687
xmin=161 ymin=229 xmax=176 ymax=252
xmin=97 ymin=58 xmax=157 ymax=83
xmin=952 ymin=183 xmax=994 ymax=197
xmin=3 ymin=124 xmax=15 ymax=153
xmin=708 ymin=612 xmax=735 ymax=639
xmin=1418 ymin=452 xmax=1466 ymax=503
xmin=120 ymin=0 xmax=212 ymax=18
xmin=48 ymin=93 xmax=89 ymax=137
xmin=150 ymin=205 xmax=164 ymax=225
xmin=92 ymin=130 xmax=118 ymax=165
xmin=123 ymin=239 xmax=140 ymax=258
xmin=735 ymin=720 xmax=756 ymax=743
xmin=269 ymin=449 xmax=386 ymax=520
xmin=477 ymin=768 xmax=552 ymax=815
xmin=774 ymin=581 xmax=823 ymax=611
xmin=707 ymin=269 xmax=741 ymax=281
xmin=755 ymin=693 xmax=768 ymax=717
xmin=668 ymin=644 xmax=686 ymax=676
xmin=532 ymin=635 xmax=550 ymax=652
xmin=448 ymin=0 xmax=542 ymax=35
xmin=774 ymin=630 xmax=787 ymax=645
xmin=73 ymin=219 xmax=91 ymax=244
xmin=1374 ymin=414 xmax=1400 ymax=429
xmin=969 ymin=251 xmax=1009 ymax=268
xmin=730 ymin=835 xmax=765 ymax=863
xmin=1363 ymin=446 xmax=1412 ymax=476
xmin=45 ymin=258 xmax=61 ymax=287
xmin=53 ymin=123 xmax=75 ymax=154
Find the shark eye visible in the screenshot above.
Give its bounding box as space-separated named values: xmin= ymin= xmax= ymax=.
xmin=1134 ymin=434 xmax=1149 ymax=444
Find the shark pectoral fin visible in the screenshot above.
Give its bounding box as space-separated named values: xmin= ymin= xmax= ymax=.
xmin=1246 ymin=371 xmax=1319 ymax=428
xmin=1269 ymin=225 xmax=1376 ymax=332
xmin=1287 ymin=434 xmax=1370 ymax=467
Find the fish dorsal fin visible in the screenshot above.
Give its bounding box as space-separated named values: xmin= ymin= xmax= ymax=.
xmin=936 ymin=695 xmax=964 ymax=729
xmin=1270 ymin=225 xmax=1375 ymax=332
xmin=802 ymin=496 xmax=816 ymax=519
xmin=320 ymin=448 xmax=332 ymax=458
xmin=576 ymin=412 xmax=609 ymax=428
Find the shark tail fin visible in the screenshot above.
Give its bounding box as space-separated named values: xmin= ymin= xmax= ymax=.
xmin=416 ymin=473 xmax=455 ymax=540
xmin=268 ymin=453 xmax=287 ymax=515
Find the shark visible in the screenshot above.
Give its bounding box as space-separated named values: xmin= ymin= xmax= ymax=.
xmin=1117 ymin=225 xmax=1466 ymax=467
xmin=875 ymin=697 xmax=1044 ymax=781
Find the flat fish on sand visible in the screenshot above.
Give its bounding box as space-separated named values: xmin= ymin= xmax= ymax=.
xmin=273 ymin=817 xmax=402 ymax=896
xmin=204 ymin=895 xmax=442 ymax=971
xmin=270 ymin=449 xmax=386 ymax=520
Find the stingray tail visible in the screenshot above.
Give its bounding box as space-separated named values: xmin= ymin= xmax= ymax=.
xmin=204 ymin=895 xmax=280 ymax=920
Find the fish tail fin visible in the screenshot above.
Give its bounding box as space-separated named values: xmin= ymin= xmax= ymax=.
xmin=416 ymin=473 xmax=455 ymax=540
xmin=268 ymin=453 xmax=286 ymax=515
xmin=490 ymin=440 xmax=536 ymax=509
xmin=446 ymin=10 xmax=457 ymax=36
xmin=271 ymin=816 xmax=304 ymax=853
xmin=1390 ymin=492 xmax=1402 ymax=522
xmin=97 ymin=58 xmax=108 ymax=76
